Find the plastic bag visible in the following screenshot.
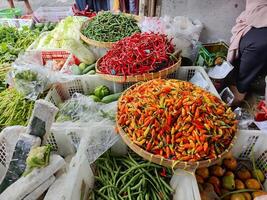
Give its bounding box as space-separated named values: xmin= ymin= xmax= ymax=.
xmin=8 ymin=52 xmax=76 ymax=100
xmin=56 ymin=93 xmax=116 ymax=123
xmin=139 ymin=16 xmax=203 ymax=58
xmin=9 ymin=64 xmax=49 ymax=100
xmin=54 ymin=93 xmax=119 ymax=163
xmin=171 ymin=169 xmax=201 ymax=200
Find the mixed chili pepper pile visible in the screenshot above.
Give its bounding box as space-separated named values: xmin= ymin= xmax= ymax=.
xmin=82 ymin=11 xmax=140 ymax=42
xmin=117 ymin=79 xmax=238 ymax=162
xmin=98 ymin=32 xmax=176 ymax=76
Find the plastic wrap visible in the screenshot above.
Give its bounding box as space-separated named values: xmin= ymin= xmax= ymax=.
xmin=8 ymin=52 xmax=76 ymax=100
xmin=139 ymin=16 xmax=203 ymax=59
xmin=55 ymin=93 xmax=119 ymax=163
xmin=56 ymin=93 xmax=116 ymax=123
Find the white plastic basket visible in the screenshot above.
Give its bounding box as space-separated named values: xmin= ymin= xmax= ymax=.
xmin=45 ymin=66 xmax=220 ymax=107
xmin=33 ymin=6 xmax=73 ymax=23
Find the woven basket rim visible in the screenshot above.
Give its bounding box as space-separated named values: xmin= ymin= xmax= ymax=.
xmin=80 ymin=12 xmax=140 ymax=48
xmin=116 ymin=82 xmax=239 ymax=169
xmin=95 ymin=56 xmax=182 ymax=83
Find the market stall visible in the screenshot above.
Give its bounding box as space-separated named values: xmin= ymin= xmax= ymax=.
xmin=0 ymin=6 xmax=267 ymax=200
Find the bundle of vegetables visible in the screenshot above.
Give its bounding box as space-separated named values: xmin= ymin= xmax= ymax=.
xmin=117 ymin=79 xmax=237 ymax=162
xmin=82 ymin=11 xmax=140 ymax=42
xmin=98 ymin=33 xmax=177 ymax=76
xmin=0 ymin=26 xmax=39 ymax=64
xmin=197 ymin=155 xmax=267 ymax=200
xmin=89 ymin=151 xmax=174 ymax=200
xmin=0 ymin=88 xmax=34 ymax=130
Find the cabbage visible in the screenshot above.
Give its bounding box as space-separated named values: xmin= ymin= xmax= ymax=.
xmin=34 ymin=16 xmax=95 ymax=64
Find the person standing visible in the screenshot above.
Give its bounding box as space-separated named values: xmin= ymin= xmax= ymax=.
xmin=227 ymin=0 xmax=267 ymax=105
xmin=7 ymin=0 xmax=33 ymax=15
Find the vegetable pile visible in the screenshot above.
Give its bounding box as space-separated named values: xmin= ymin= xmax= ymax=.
xmin=70 ymin=62 xmax=96 ymax=75
xmin=89 ymin=151 xmax=173 ymax=200
xmin=0 ymin=63 xmax=10 ymax=93
xmin=197 ymin=155 xmax=267 ymax=200
xmin=0 ymin=88 xmax=34 ymax=130
xmin=31 ymin=22 xmax=57 ymax=33
xmin=117 ymin=79 xmax=237 ymax=162
xmin=82 ymin=12 xmax=140 ymax=42
xmin=89 ymin=85 xmax=122 ymax=103
xmin=0 ymin=26 xmax=39 ymax=64
xmin=98 ymin=33 xmax=177 ymax=76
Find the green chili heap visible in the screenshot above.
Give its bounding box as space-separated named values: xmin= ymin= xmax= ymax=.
xmin=82 ymin=12 xmax=140 ymax=42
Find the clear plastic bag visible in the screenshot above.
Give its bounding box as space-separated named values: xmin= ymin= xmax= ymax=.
xmin=8 ymin=52 xmax=76 ymax=100
xmin=56 ymin=93 xmax=116 ymax=123
xmin=55 ymin=93 xmax=119 ymax=164
xmin=139 ymin=16 xmax=203 ymax=58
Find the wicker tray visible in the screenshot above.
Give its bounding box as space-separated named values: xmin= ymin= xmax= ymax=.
xmin=96 ymin=56 xmax=182 ymax=83
xmin=80 ymin=13 xmax=140 ymax=48
xmin=116 ymin=83 xmax=238 ymax=169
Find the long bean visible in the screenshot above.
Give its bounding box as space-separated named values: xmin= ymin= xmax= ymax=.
xmin=82 ymin=12 xmax=140 ymax=42
xmin=89 ymin=151 xmax=173 ymax=200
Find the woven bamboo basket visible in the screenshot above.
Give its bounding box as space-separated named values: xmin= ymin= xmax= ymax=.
xmin=95 ymin=56 xmax=182 ymax=83
xmin=117 ymin=120 xmax=238 ymax=169
xmin=116 ymin=82 xmax=239 ymax=169
xmin=80 ymin=13 xmax=141 ymax=48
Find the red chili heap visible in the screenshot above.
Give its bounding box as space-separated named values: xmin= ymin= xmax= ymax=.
xmin=117 ymin=79 xmax=238 ymax=162
xmin=98 ymin=33 xmax=176 ymax=76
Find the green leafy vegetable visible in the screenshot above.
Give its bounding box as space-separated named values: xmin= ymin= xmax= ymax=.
xmin=0 ymin=26 xmax=40 ymax=64
xmin=23 ymin=145 xmax=52 ymax=176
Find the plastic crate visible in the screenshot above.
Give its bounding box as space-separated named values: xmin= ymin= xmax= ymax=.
xmin=33 ymin=6 xmax=73 ymax=23
xmin=195 ymin=41 xmax=229 ymax=68
xmin=45 ymin=66 xmax=220 ymax=107
xmin=0 ymin=18 xmax=32 ymax=29
xmin=0 ymin=8 xmax=22 ymax=19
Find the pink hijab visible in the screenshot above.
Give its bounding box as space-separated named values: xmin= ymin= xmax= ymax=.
xmin=227 ymin=0 xmax=267 ymax=63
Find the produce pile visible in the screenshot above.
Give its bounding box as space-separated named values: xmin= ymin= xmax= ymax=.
xmin=117 ymin=79 xmax=237 ymax=162
xmin=0 ymin=88 xmax=34 ymax=130
xmin=98 ymin=33 xmax=177 ymax=76
xmin=82 ymin=12 xmax=140 ymax=42
xmin=0 ymin=63 xmax=10 ymax=93
xmin=0 ymin=26 xmax=39 ymax=64
xmin=89 ymin=151 xmax=173 ymax=200
xmin=31 ymin=22 xmax=57 ymax=33
xmin=197 ymin=155 xmax=267 ymax=200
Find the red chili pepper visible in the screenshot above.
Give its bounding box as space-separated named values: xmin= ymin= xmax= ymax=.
xmin=98 ymin=33 xmax=175 ymax=77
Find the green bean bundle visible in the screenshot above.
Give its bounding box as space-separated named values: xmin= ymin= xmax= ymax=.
xmin=0 ymin=88 xmax=34 ymax=130
xmin=82 ymin=12 xmax=140 ymax=42
xmin=89 ymin=151 xmax=174 ymax=200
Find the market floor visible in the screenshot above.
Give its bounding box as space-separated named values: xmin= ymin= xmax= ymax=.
xmin=0 ymin=0 xmax=73 ymax=14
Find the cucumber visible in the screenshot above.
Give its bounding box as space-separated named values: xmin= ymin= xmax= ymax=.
xmin=101 ymin=92 xmax=122 ymax=103
xmin=82 ymin=63 xmax=95 ymax=74
xmin=87 ymin=70 xmax=96 ymax=75
xmin=89 ymin=95 xmax=101 ymax=102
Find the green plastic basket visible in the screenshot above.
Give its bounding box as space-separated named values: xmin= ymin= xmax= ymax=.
xmin=195 ymin=41 xmax=229 ymax=68
xmin=0 ymin=8 xmax=22 ymax=19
